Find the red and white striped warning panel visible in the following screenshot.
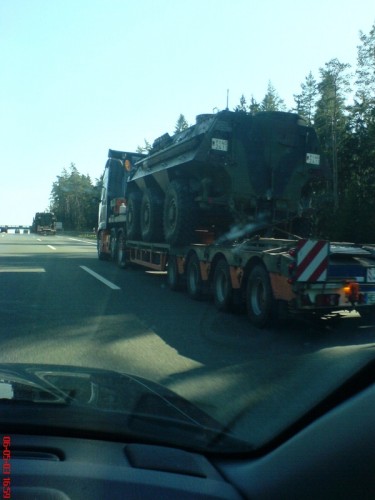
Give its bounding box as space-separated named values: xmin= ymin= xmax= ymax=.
xmin=295 ymin=240 xmax=329 ymax=282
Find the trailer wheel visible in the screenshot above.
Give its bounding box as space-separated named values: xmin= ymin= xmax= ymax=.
xmin=141 ymin=188 xmax=164 ymax=242
xmin=126 ymin=191 xmax=141 ymax=240
xmin=246 ymin=265 xmax=276 ymax=328
xmin=213 ymin=259 xmax=233 ymax=312
xmin=186 ymin=254 xmax=205 ymax=300
xmin=163 ymin=180 xmax=198 ymax=245
xmin=116 ymin=231 xmax=127 ymax=268
xmin=167 ymin=255 xmax=184 ymax=291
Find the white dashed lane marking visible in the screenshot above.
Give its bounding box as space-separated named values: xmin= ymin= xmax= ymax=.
xmin=80 ymin=266 xmax=121 ymax=290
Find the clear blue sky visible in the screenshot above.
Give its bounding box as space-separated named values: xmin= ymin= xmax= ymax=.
xmin=1 ymin=0 xmax=374 ymax=225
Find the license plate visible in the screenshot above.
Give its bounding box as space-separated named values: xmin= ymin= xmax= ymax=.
xmin=211 ymin=138 xmax=228 ymax=151
xmin=306 ymin=153 xmax=320 ymax=165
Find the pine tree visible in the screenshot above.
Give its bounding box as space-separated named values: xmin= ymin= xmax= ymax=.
xmin=293 ymin=71 xmax=318 ymax=124
xmin=356 ymin=23 xmax=375 ymax=103
xmin=174 ymin=114 xmax=189 ymax=133
xmin=260 ymin=82 xmax=286 ymax=111
xmin=314 ymin=59 xmax=351 ymax=210
xmin=50 ymin=164 xmax=98 ymax=231
xmin=340 ymin=22 xmax=375 ymax=241
xmin=234 ymin=94 xmax=247 ymax=113
xmin=248 ymin=96 xmax=260 ymax=115
xmin=136 ymin=139 xmax=152 ymax=153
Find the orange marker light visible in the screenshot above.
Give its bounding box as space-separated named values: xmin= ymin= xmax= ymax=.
xmin=343 ymin=282 xmax=360 ymax=302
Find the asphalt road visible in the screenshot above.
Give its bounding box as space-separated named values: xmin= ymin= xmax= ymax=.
xmin=1 ymin=232 xmax=374 ymax=446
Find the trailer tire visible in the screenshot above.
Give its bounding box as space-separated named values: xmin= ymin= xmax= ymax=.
xmin=126 ymin=191 xmax=141 ymax=240
xmin=163 ymin=180 xmax=198 ymax=245
xmin=246 ymin=264 xmax=276 ymax=328
xmin=213 ymin=259 xmax=233 ymax=312
xmin=186 ymin=254 xmax=205 ymax=300
xmin=167 ymin=255 xmax=184 ymax=291
xmin=116 ymin=231 xmax=127 ymax=268
xmin=141 ymin=188 xmax=164 ymax=242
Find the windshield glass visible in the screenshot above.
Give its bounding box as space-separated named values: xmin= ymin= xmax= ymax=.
xmin=0 ymin=0 xmax=374 ymax=455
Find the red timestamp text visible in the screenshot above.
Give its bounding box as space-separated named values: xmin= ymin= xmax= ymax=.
xmin=2 ymin=436 xmax=11 ymax=499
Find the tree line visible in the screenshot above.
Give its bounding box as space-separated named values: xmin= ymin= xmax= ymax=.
xmin=50 ymin=22 xmax=375 ymax=241
xmin=232 ymin=23 xmax=375 ymax=243
xmin=49 ymin=164 xmax=101 ymax=231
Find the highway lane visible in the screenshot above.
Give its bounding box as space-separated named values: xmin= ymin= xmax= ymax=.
xmin=0 ymin=232 xmax=374 ymax=445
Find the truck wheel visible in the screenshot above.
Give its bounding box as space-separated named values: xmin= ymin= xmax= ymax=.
xmin=163 ymin=180 xmax=197 ymax=245
xmin=213 ymin=258 xmax=233 ymax=312
xmin=126 ymin=191 xmax=141 ymax=240
xmin=116 ymin=231 xmax=127 ymax=268
xmin=186 ymin=254 xmax=205 ymax=300
xmin=167 ymin=255 xmax=184 ymax=291
xmin=246 ymin=264 xmax=276 ymax=328
xmin=141 ymin=188 xmax=164 ymax=242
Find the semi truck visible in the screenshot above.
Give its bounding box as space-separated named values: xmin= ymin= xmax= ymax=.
xmin=97 ymin=110 xmax=375 ymax=327
xmin=31 ymin=212 xmax=57 ymax=235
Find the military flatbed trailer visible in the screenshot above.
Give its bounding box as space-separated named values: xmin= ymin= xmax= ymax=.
xmin=97 ymin=231 xmax=375 ymax=327
xmin=97 ymin=109 xmax=374 ymax=327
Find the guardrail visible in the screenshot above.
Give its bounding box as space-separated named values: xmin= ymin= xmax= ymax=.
xmin=1 ymin=227 xmax=30 ymax=234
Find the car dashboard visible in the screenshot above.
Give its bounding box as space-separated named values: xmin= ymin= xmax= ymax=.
xmin=3 ymin=376 xmax=375 ymax=499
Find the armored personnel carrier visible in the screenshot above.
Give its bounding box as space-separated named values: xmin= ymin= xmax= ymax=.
xmin=123 ymin=110 xmax=327 ymax=245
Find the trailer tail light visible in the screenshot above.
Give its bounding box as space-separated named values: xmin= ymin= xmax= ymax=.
xmin=343 ymin=282 xmax=359 ymax=301
xmin=315 ymin=294 xmax=340 ymax=307
xmin=343 ymin=282 xmax=364 ymax=303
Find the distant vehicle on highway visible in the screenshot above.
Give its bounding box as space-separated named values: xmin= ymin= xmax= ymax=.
xmin=0 ymin=226 xmax=8 ymax=233
xmin=31 ymin=212 xmax=57 ymax=235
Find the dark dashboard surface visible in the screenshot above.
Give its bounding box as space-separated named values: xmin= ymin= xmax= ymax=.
xmin=3 ymin=379 xmax=375 ymax=500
